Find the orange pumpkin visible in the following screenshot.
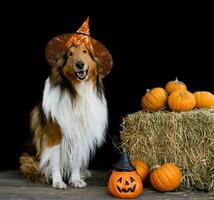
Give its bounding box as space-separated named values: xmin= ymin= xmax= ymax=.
xmin=168 ymin=90 xmax=196 ymax=112
xmin=108 ymin=153 xmax=143 ymax=199
xmin=132 ymin=160 xmax=149 ymax=182
xmin=150 ymin=163 xmax=182 ymax=192
xmin=141 ymin=87 xmax=168 ymax=111
xmin=193 ymin=91 xmax=214 ymax=108
xmin=165 ymin=77 xmax=187 ymax=94
xmin=108 ymin=171 xmax=143 ymax=199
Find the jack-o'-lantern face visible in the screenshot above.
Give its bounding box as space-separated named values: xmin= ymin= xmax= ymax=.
xmin=108 ymin=171 xmax=143 ymax=199
xmin=116 ymin=175 xmax=136 ymax=193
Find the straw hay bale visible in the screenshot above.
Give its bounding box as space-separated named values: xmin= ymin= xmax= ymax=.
xmin=120 ymin=108 xmax=214 ymax=191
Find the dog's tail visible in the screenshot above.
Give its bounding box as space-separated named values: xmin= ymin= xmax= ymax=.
xmin=19 ymin=153 xmax=45 ymax=183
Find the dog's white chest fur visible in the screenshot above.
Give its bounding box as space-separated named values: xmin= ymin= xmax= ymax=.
xmin=42 ymin=78 xmax=107 ymax=177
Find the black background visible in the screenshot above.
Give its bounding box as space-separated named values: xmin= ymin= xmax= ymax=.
xmin=0 ymin=3 xmax=213 ymax=170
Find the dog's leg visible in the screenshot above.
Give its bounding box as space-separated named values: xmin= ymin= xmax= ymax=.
xmin=69 ymin=165 xmax=87 ymax=188
xmin=49 ymin=145 xmax=67 ymax=189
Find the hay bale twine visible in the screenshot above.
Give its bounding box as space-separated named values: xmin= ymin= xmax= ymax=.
xmin=120 ymin=108 xmax=214 ymax=191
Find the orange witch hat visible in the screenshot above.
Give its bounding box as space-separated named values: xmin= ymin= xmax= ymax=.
xmin=45 ymin=17 xmax=112 ymax=78
xmin=65 ymin=17 xmax=94 ymax=55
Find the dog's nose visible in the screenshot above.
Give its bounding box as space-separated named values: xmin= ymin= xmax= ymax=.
xmin=76 ymin=61 xmax=85 ymax=69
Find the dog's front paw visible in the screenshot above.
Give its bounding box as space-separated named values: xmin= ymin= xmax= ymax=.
xmin=70 ymin=179 xmax=87 ymax=188
xmin=52 ymin=181 xmax=67 ymax=190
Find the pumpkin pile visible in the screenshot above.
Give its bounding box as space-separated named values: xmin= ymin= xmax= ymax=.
xmin=141 ymin=78 xmax=214 ymax=112
xmin=119 ymin=78 xmax=214 ymax=192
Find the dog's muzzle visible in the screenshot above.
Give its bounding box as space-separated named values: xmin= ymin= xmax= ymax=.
xmin=74 ymin=61 xmax=88 ymax=80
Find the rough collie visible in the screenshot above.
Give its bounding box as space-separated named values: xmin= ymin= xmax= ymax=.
xmin=20 ymin=17 xmax=112 ymax=189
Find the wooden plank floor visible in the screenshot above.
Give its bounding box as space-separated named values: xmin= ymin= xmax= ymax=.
xmin=0 ymin=170 xmax=213 ymax=200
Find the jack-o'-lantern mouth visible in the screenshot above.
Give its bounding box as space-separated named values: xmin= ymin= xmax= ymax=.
xmin=116 ymin=184 xmax=136 ymax=193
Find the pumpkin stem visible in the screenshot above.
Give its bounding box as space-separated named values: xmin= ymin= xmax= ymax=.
xmin=146 ymin=89 xmax=150 ymax=92
xmin=175 ymin=77 xmax=178 ymax=82
xmin=150 ymin=164 xmax=160 ymax=172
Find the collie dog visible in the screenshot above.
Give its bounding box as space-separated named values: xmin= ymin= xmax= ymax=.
xmin=20 ymin=17 xmax=112 ymax=189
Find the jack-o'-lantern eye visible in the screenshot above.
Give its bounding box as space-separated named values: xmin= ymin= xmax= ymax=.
xmin=130 ymin=176 xmax=135 ymax=183
xmin=117 ymin=177 xmax=122 ymax=183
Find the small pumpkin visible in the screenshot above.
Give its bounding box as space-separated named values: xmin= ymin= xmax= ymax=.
xmin=168 ymin=90 xmax=196 ymax=112
xmin=193 ymin=91 xmax=214 ymax=108
xmin=141 ymin=87 xmax=168 ymax=111
xmin=150 ymin=163 xmax=182 ymax=192
xmin=132 ymin=160 xmax=149 ymax=182
xmin=108 ymin=153 xmax=143 ymax=199
xmin=165 ymin=77 xmax=187 ymax=94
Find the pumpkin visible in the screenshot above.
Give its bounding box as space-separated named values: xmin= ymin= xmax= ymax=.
xmin=150 ymin=163 xmax=182 ymax=192
xmin=165 ymin=77 xmax=187 ymax=94
xmin=193 ymin=91 xmax=214 ymax=108
xmin=108 ymin=153 xmax=143 ymax=199
xmin=132 ymin=160 xmax=149 ymax=182
xmin=168 ymin=90 xmax=196 ymax=112
xmin=141 ymin=87 xmax=168 ymax=111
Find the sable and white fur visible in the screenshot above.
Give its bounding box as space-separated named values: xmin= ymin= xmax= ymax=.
xmin=20 ymin=45 xmax=108 ymax=189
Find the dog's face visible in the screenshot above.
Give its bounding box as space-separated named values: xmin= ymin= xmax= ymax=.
xmin=62 ymin=45 xmax=98 ymax=82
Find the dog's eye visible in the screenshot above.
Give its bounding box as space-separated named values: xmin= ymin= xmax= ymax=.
xmin=68 ymin=52 xmax=73 ymax=56
xmin=83 ymin=50 xmax=87 ymax=54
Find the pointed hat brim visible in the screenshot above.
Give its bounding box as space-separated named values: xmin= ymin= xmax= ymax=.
xmin=45 ymin=33 xmax=113 ymax=78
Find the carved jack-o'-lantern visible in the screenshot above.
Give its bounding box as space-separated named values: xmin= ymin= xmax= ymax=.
xmin=108 ymin=153 xmax=143 ymax=199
